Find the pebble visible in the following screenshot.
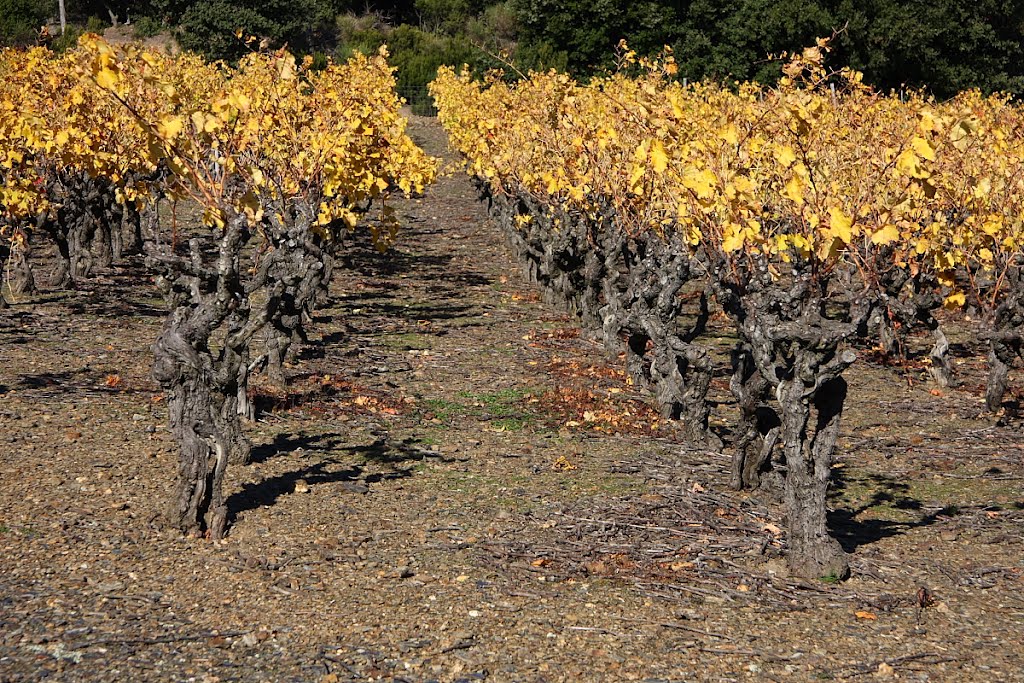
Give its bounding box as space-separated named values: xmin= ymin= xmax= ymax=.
xmin=238 ymin=633 xmax=259 ymax=648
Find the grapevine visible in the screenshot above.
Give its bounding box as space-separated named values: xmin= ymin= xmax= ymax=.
xmin=431 ymin=41 xmax=1024 ymax=578
xmin=0 ymin=36 xmax=438 ymax=539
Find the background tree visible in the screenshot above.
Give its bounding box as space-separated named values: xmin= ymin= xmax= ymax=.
xmin=830 ymin=0 xmax=1024 ymax=98
xmin=0 ymin=0 xmax=49 ymax=46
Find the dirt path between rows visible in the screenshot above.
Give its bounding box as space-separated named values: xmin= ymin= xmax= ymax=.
xmin=1 ymin=115 xmax=1022 ymax=682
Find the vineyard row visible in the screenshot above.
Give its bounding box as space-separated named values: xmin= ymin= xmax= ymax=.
xmin=430 ymin=41 xmax=1024 ymax=579
xmin=0 ymin=36 xmax=439 ymax=539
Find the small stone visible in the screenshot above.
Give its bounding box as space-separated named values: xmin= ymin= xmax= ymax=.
xmin=293 ymin=480 xmax=310 ymax=494
xmin=468 ymin=610 xmax=481 ymax=617
xmin=96 ymin=581 xmax=125 ymax=592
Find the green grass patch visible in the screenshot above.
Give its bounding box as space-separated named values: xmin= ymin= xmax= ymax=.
xmin=831 ymin=467 xmax=1020 ymax=524
xmin=380 ymin=333 xmax=433 ymax=351
xmin=421 ymin=388 xmax=539 ymax=431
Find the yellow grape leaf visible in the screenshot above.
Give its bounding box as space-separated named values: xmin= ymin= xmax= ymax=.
xmin=934 ymin=250 xmax=956 ymax=270
xmin=870 ymin=225 xmax=900 ymax=245
xmin=720 ymin=124 xmax=739 ymax=146
xmin=94 ymin=67 xmax=119 ymax=91
xmin=629 ymin=164 xmax=646 ymax=192
xmin=157 ymin=116 xmax=185 ymax=141
xmin=650 ymin=140 xmax=669 ymax=174
xmin=278 ymin=55 xmax=296 ymax=81
xmin=202 ymin=207 xmax=225 ymax=230
xmin=775 ymin=145 xmax=797 ymax=167
xmin=732 ymin=174 xmax=754 ymax=196
xmin=943 ymin=292 xmax=965 ymax=310
xmin=782 ymin=174 xmax=805 ymax=205
xmin=918 ymin=110 xmax=936 ymax=133
xmin=683 ymin=168 xmax=716 ymax=199
xmin=829 ymin=206 xmax=854 ymax=244
xmin=910 ymin=136 xmax=935 ymax=161
xmin=974 ymin=178 xmax=992 ymax=199
xmin=338 ymin=208 xmax=359 ymax=229
xmin=896 ymin=149 xmax=929 ymax=179
xmin=950 ymin=117 xmax=979 ymax=150
xmin=775 ymin=235 xmax=792 ymax=261
xmin=982 ymin=217 xmax=1003 ymax=236
xmin=722 ymin=225 xmax=745 ymax=252
xmin=551 ymin=455 xmax=577 ymax=472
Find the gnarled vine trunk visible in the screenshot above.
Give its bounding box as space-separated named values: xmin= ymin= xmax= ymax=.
xmin=717 ymin=261 xmax=864 ymax=579
xmin=149 ymin=218 xmax=264 ymax=539
xmin=984 ymin=268 xmax=1024 ymax=413
xmin=729 ymin=344 xmax=780 ymax=493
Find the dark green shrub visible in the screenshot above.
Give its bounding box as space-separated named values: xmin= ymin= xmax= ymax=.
xmin=133 ymin=15 xmax=165 ymax=38
xmin=0 ymin=0 xmax=49 ymax=47
xmin=176 ymin=0 xmax=328 ymax=62
xmin=49 ymin=25 xmax=84 ymax=52
xmin=85 ymin=15 xmax=107 ymax=33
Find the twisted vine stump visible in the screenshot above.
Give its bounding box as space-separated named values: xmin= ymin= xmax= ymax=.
xmin=717 ymin=263 xmax=866 ymax=579
xmin=150 ymin=223 xmax=256 ymax=539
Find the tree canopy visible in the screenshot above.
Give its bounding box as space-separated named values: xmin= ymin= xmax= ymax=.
xmin=1 ymin=0 xmax=1021 ymax=98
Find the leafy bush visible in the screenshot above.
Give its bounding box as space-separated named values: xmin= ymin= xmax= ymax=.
xmin=176 ymin=0 xmax=334 ymax=61
xmin=49 ymin=25 xmax=84 ymax=53
xmin=0 ymin=0 xmax=49 ymax=47
xmin=86 ymin=15 xmax=108 ymax=32
xmin=133 ymin=15 xmax=165 ymax=38
xmin=336 ymin=23 xmax=477 ymax=115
